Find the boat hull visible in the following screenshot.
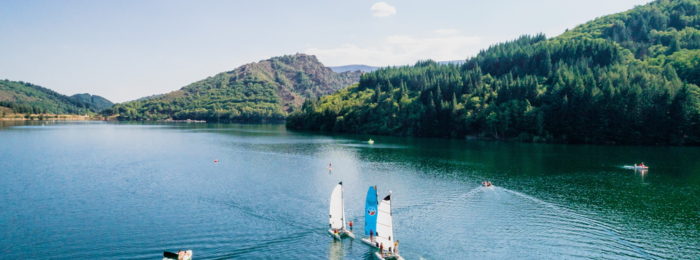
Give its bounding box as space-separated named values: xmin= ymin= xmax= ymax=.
xmin=623 ymin=165 xmax=649 ymax=170
xmin=361 ymin=237 xmax=378 ymax=248
xmin=374 ymin=251 xmax=404 ymax=260
xmin=328 ymin=229 xmax=355 ymax=240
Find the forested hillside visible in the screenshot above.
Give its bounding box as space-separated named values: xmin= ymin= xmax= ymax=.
xmin=106 ymin=54 xmax=362 ymax=122
xmin=287 ymin=0 xmax=700 ymax=145
xmin=0 ymin=79 xmax=112 ymax=115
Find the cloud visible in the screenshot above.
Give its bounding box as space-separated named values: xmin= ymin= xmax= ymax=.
xmin=371 ymin=2 xmax=396 ymax=17
xmin=307 ymin=31 xmax=482 ymax=66
xmin=434 ymin=28 xmax=460 ymax=36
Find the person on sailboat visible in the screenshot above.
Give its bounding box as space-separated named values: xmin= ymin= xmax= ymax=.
xmin=369 ymin=230 xmax=374 ymax=242
xmin=394 ymin=240 xmax=399 ymax=254
xmin=348 ymin=220 xmax=353 ymax=231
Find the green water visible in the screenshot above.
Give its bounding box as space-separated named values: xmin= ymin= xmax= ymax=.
xmin=0 ymin=121 xmax=698 ymax=259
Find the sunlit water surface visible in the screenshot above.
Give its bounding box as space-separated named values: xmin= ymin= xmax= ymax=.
xmin=0 ymin=122 xmax=698 ymax=259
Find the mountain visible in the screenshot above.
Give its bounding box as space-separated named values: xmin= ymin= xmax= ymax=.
xmin=0 ymin=79 xmax=112 ymax=114
xmin=287 ymin=0 xmax=700 ymax=145
xmin=107 ymin=54 xmax=362 ymax=122
xmin=69 ymin=93 xmax=114 ymax=111
xmin=330 ymin=65 xmax=379 ymax=73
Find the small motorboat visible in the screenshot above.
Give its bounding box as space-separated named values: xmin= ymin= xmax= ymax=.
xmin=163 ymin=250 xmax=192 ymax=260
xmin=368 ymin=139 xmax=375 ymax=144
xmin=623 ymin=163 xmax=649 ymax=170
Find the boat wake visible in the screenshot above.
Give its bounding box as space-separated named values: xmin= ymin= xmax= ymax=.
xmin=398 ymin=185 xmax=654 ymax=259
xmin=497 ymin=187 xmax=653 ymax=259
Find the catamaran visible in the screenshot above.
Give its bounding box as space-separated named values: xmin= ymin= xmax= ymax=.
xmin=361 ymin=186 xmax=378 ymax=246
xmin=361 ymin=186 xmax=403 ymax=260
xmin=328 ymin=182 xmax=354 ymax=240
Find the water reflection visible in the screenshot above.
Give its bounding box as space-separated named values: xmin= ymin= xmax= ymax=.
xmin=327 ymin=240 xmax=343 ymax=260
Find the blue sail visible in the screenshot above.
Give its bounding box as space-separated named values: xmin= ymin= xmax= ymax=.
xmin=364 ymin=186 xmax=378 ymax=235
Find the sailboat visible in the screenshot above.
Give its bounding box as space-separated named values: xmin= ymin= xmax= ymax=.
xmin=373 ymin=192 xmax=404 ymax=260
xmin=328 ymin=182 xmax=355 ymax=240
xmin=361 ymin=187 xmax=404 ymax=260
xmin=361 ymin=186 xmax=378 ymax=246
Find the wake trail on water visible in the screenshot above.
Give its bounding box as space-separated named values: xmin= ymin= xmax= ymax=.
xmin=394 ymin=186 xmax=483 ymax=215
xmin=208 ymin=231 xmax=310 ymax=259
xmin=497 ymin=187 xmax=653 ymax=259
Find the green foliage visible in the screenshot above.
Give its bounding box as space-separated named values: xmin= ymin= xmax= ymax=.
xmin=0 ymin=79 xmax=110 ymax=114
xmin=107 ymin=54 xmax=361 ymax=122
xmin=288 ymin=0 xmax=700 ymax=145
xmin=69 ymin=93 xmax=114 ymax=111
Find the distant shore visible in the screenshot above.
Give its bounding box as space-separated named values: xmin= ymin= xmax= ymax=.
xmin=0 ymin=113 xmax=101 ymax=121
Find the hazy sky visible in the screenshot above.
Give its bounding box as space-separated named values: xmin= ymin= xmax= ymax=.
xmin=0 ymin=0 xmax=652 ymax=102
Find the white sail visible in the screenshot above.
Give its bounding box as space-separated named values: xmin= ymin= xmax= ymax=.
xmin=375 ymin=192 xmax=394 ymax=248
xmin=329 ymin=182 xmax=345 ymax=230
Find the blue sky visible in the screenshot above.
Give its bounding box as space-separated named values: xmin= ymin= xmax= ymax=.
xmin=0 ymin=0 xmax=652 ymax=102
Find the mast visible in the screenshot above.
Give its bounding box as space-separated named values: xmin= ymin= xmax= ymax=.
xmin=340 ymin=181 xmax=346 ymax=230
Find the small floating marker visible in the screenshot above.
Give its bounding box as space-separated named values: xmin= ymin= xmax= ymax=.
xmin=213 ymin=159 xmax=219 ymax=163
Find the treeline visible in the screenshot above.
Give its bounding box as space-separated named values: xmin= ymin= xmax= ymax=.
xmin=287 ymin=0 xmax=700 ymax=145
xmin=0 ymin=80 xmax=110 ymax=115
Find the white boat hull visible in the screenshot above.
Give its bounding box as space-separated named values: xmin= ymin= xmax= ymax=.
xmin=328 ymin=229 xmax=355 ymax=240
xmin=623 ymin=165 xmax=649 ymax=170
xmin=361 ymin=237 xmax=378 ymax=248
xmin=374 ymin=251 xmax=404 ymax=260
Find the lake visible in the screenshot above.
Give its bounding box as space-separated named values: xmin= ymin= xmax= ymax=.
xmin=0 ymin=121 xmax=698 ymax=259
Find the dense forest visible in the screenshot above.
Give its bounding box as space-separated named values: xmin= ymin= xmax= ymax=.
xmin=288 ymin=0 xmax=700 ymax=145
xmin=0 ymin=79 xmax=113 ymax=115
xmin=105 ymin=54 xmax=362 ymax=122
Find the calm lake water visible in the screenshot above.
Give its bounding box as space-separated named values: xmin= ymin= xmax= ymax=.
xmin=0 ymin=121 xmax=698 ymax=259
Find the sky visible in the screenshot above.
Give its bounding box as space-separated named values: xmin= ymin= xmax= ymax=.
xmin=0 ymin=0 xmax=653 ymax=103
